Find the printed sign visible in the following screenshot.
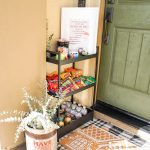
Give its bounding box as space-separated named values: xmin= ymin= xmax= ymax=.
xmin=61 ymin=8 xmax=99 ymax=54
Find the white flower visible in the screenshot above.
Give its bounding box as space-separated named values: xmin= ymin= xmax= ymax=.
xmin=0 ymin=81 xmax=65 ymax=142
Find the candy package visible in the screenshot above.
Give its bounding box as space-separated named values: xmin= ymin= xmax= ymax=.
xmin=47 ymin=67 xmax=96 ymax=95
xmin=71 ymin=69 xmax=83 ymax=78
xmin=68 ymin=51 xmax=79 ymax=58
xmin=46 ymin=72 xmax=58 ymax=80
xmin=47 ymin=80 xmax=58 ymax=93
xmin=60 ymin=72 xmax=71 ymax=80
xmin=80 ymin=76 xmax=96 ymax=85
xmin=73 ymin=77 xmax=85 ymax=88
xmin=57 ymin=39 xmax=69 ymax=60
xmin=86 ymin=76 xmax=96 ymax=83
xmin=61 ymin=77 xmax=79 ymax=93
xmin=64 ymin=67 xmax=76 ymax=73
xmin=68 ymin=77 xmax=79 ymax=90
xmin=64 ymin=67 xmax=83 ymax=78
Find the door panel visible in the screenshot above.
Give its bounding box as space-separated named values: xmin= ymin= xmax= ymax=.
xmin=97 ymin=0 xmax=150 ymax=120
xmin=111 ymin=29 xmax=130 ymax=85
xmin=123 ymin=32 xmax=142 ymax=89
xmin=135 ymin=34 xmax=150 ymax=93
xmin=111 ymin=28 xmax=150 ymax=94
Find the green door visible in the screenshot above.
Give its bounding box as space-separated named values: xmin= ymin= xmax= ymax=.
xmin=97 ymin=0 xmax=150 ymax=120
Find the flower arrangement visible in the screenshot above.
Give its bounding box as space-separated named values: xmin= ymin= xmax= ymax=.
xmin=47 ymin=33 xmax=54 ymax=50
xmin=0 ymin=81 xmax=64 ymax=142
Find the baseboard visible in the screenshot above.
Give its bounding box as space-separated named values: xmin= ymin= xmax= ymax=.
xmin=95 ymin=100 xmax=150 ymax=128
xmin=6 ymin=141 xmax=25 ymax=150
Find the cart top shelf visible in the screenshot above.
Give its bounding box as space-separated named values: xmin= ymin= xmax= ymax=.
xmin=46 ymin=50 xmax=97 ymax=65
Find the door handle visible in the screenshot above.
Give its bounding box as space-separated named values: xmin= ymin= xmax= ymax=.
xmin=105 ymin=7 xmax=114 ymax=23
xmin=103 ymin=7 xmax=114 ymax=45
xmin=103 ymin=20 xmax=110 ymax=45
xmin=107 ymin=0 xmax=115 ymax=4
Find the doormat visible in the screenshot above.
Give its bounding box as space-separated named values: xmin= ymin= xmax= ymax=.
xmin=58 ymin=119 xmax=150 ymax=150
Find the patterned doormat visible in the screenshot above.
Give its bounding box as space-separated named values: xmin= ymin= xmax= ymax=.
xmin=58 ymin=119 xmax=150 ymax=150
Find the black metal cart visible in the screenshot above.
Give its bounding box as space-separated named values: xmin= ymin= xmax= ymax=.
xmin=46 ymin=48 xmax=98 ymax=139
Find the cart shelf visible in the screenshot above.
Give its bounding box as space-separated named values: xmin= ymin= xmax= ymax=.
xmin=46 ymin=50 xmax=97 ymax=65
xmin=48 ymin=83 xmax=96 ymax=97
xmin=57 ymin=108 xmax=93 ymax=139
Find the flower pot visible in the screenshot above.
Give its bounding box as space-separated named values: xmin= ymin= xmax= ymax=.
xmin=25 ymin=126 xmax=57 ymax=150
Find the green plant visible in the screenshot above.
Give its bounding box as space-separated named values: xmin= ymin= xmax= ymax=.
xmin=0 ymin=81 xmax=64 ymax=142
xmin=47 ymin=33 xmax=54 ymax=50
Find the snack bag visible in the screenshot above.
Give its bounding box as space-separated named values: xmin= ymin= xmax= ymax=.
xmin=73 ymin=77 xmax=85 ymax=88
xmin=60 ymin=72 xmax=71 ymax=80
xmin=71 ymin=69 xmax=83 ymax=78
xmin=61 ymin=78 xmax=72 ymax=93
xmin=87 ymin=76 xmax=96 ymax=83
xmin=68 ymin=77 xmax=79 ymax=90
xmin=80 ymin=76 xmax=96 ymax=85
xmin=47 ymin=80 xmax=58 ymax=93
xmin=46 ymin=71 xmax=58 ymax=80
xmin=61 ymin=77 xmax=79 ymax=93
xmin=64 ymin=67 xmax=76 ymax=73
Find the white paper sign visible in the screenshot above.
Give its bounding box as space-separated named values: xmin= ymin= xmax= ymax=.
xmin=61 ymin=8 xmax=99 ymax=54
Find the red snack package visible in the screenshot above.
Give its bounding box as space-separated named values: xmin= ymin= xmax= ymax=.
xmin=46 ymin=71 xmax=58 ymax=80
xmin=47 ymin=81 xmax=58 ymax=92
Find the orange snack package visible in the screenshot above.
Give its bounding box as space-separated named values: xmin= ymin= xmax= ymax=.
xmin=64 ymin=67 xmax=76 ymax=73
xmin=60 ymin=72 xmax=71 ymax=80
xmin=71 ymin=70 xmax=83 ymax=78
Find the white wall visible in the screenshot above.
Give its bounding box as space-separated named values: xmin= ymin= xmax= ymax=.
xmin=0 ymin=0 xmax=100 ymax=148
xmin=0 ymin=0 xmax=46 ymax=148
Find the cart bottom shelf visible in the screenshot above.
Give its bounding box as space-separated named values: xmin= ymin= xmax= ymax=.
xmin=57 ymin=109 xmax=94 ymax=139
